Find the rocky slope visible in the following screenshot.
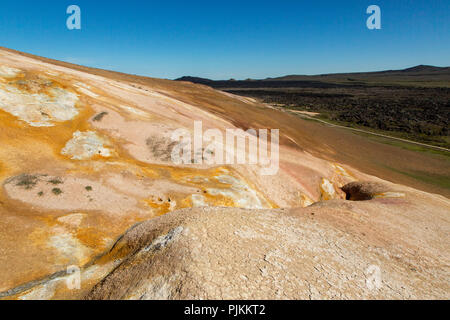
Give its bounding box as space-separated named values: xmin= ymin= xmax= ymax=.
xmin=0 ymin=48 xmax=448 ymax=299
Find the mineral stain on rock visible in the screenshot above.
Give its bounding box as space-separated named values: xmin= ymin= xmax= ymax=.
xmin=0 ymin=72 xmax=79 ymax=127
xmin=61 ymin=131 xmax=113 ymax=160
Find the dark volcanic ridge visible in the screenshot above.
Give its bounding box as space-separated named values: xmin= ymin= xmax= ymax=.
xmin=176 ymin=65 xmax=450 ymax=84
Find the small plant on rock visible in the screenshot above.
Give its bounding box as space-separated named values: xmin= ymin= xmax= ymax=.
xmin=52 ymin=188 xmax=63 ymax=195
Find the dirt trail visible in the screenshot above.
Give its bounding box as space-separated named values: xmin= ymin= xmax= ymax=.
xmin=289 ymin=110 xmax=450 ymax=153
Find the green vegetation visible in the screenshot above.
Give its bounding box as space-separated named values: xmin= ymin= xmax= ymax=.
xmin=92 ymin=111 xmax=108 ymax=122
xmin=16 ymin=174 xmax=38 ymax=190
xmin=358 ymin=133 xmax=450 ymax=159
xmin=293 ymin=112 xmax=450 ymax=159
xmin=48 ymin=178 xmax=63 ymax=185
xmin=384 ymin=166 xmax=450 ymax=190
xmin=225 ymin=87 xmax=449 ymax=149
xmin=85 ymin=186 xmax=93 ymax=191
xmin=52 ymin=188 xmax=63 ymax=195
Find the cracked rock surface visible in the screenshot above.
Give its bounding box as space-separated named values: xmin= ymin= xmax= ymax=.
xmin=85 ymin=198 xmax=449 ymax=300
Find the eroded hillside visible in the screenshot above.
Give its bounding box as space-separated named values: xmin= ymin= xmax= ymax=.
xmin=0 ymin=48 xmax=448 ymax=299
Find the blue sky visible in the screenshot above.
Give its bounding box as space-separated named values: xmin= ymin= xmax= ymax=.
xmin=0 ymin=0 xmax=449 ymax=79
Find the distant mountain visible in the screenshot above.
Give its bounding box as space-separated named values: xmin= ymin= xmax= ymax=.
xmin=399 ymin=65 xmax=448 ymax=73
xmin=175 ymin=76 xmax=214 ymax=84
xmin=269 ymin=65 xmax=450 ymax=81
xmin=176 ymin=65 xmax=450 ymax=85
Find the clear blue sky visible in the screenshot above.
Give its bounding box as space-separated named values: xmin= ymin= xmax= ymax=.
xmin=0 ymin=0 xmax=449 ymax=79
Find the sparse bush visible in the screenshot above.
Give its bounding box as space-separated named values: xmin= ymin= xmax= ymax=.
xmin=16 ymin=174 xmax=38 ymax=190
xmin=92 ymin=112 xmax=108 ymax=122
xmin=48 ymin=178 xmax=63 ymax=185
xmin=52 ymin=188 xmax=63 ymax=195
